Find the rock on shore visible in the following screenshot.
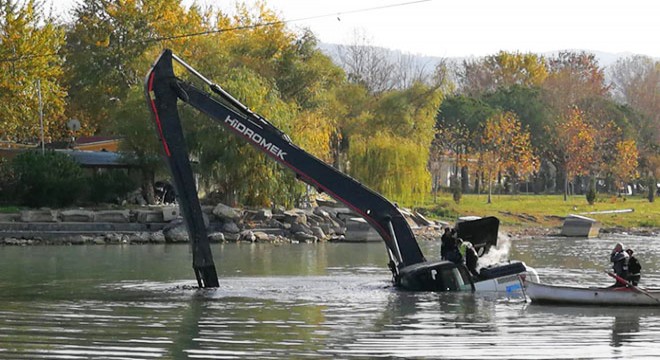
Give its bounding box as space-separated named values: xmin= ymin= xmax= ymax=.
xmin=0 ymin=203 xmax=444 ymax=246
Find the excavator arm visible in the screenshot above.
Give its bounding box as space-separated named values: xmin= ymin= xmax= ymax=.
xmin=144 ymin=50 xmax=426 ymax=287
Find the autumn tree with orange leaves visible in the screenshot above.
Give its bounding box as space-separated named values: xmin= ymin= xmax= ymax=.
xmin=479 ymin=111 xmax=538 ymax=203
xmin=553 ymin=108 xmax=597 ymax=201
xmin=610 ymin=139 xmax=639 ymax=196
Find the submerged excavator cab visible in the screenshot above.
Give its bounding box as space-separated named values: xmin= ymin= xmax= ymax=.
xmin=144 ymin=49 xmax=520 ymax=291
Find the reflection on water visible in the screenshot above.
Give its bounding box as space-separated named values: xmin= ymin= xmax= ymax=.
xmin=1 ymin=235 xmax=660 ymax=358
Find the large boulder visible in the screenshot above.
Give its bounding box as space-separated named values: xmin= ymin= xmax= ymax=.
xmin=208 ymin=232 xmax=225 ymax=243
xmin=163 ymin=221 xmax=189 ymax=243
xmin=239 ymin=230 xmax=256 ymax=242
xmin=135 ymin=209 xmax=164 ymax=223
xmin=283 ymin=210 xmax=306 ymax=225
xmin=20 ymin=210 xmax=57 ymax=222
xmin=310 ymin=226 xmax=326 ymax=240
xmin=245 ymin=209 xmax=273 ymax=221
xmin=60 ymin=209 xmax=95 ymax=222
xmin=253 ymin=231 xmax=271 ymax=242
xmin=289 ymin=222 xmax=312 ymax=235
xmin=222 ymin=221 xmax=240 ymax=234
xmin=94 ymin=210 xmax=130 ymax=223
xmin=149 ymin=231 xmax=166 ymax=243
xmin=160 ymin=205 xmax=180 ymax=222
xmin=213 ymin=203 xmax=241 ymax=221
xmin=293 ymin=232 xmax=317 ymax=243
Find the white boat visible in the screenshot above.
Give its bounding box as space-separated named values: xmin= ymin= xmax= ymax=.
xmin=524 ymin=280 xmax=660 ymax=306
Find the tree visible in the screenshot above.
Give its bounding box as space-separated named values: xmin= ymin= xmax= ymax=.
xmin=608 ymin=55 xmax=660 ymax=145
xmin=274 ymin=29 xmax=345 ymax=109
xmin=479 ymin=111 xmax=538 ymax=203
xmin=436 ymin=95 xmax=497 ymax=192
xmin=610 ymin=139 xmax=639 ymax=196
xmin=109 ymin=86 xmax=163 ymax=204
xmin=64 ymin=0 xmax=205 ymax=134
xmin=459 ymin=51 xmax=547 ymax=96
xmin=336 ymin=29 xmax=396 ymax=93
xmin=0 ymin=0 xmax=66 ymax=143
xmin=542 ymin=51 xmax=609 ymax=116
xmin=482 ymin=85 xmax=552 ymax=156
xmin=348 ymin=132 xmax=431 ymax=204
xmin=553 ymin=107 xmax=597 ymax=200
xmin=346 ymin=82 xmax=443 ymax=204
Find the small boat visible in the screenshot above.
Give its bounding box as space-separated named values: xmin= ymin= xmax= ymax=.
xmin=524 ymin=280 xmax=660 ymax=306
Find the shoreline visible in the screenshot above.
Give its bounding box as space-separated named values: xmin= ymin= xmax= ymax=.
xmin=1 ymin=206 xmax=658 ymax=246
xmin=2 ymin=223 xmax=658 ymax=247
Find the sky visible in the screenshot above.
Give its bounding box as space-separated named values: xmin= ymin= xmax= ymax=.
xmin=51 ymin=0 xmax=660 ymax=58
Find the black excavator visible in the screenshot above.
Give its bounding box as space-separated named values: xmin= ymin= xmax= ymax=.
xmin=144 ymin=49 xmax=535 ymax=291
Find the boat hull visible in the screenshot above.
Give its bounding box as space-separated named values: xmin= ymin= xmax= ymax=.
xmin=399 ymin=260 xmax=537 ymax=293
xmin=525 ymin=281 xmax=660 ymax=306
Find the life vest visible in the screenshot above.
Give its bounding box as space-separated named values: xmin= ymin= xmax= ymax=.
xmin=459 ymin=241 xmax=473 ymax=258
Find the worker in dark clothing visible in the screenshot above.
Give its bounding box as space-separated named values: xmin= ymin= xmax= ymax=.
xmin=610 ymin=242 xmax=629 ymax=287
xmin=459 ymin=240 xmax=480 ymax=279
xmin=626 ymin=249 xmax=641 ymax=286
xmin=441 ymin=228 xmax=462 ymax=264
xmin=440 ymin=227 xmax=452 ymax=260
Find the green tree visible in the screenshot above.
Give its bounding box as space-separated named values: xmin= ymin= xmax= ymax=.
xmin=482 ymin=85 xmax=551 ymax=150
xmin=344 ymin=83 xmax=442 ymax=203
xmin=9 ymin=150 xmax=85 ymax=207
xmin=460 ymin=51 xmax=547 ymax=95
xmin=348 ymin=132 xmax=431 ymax=204
xmin=64 ymin=0 xmax=205 ymax=134
xmin=109 ymin=86 xmax=163 ymax=204
xmin=435 ymin=95 xmax=497 ymax=192
xmin=0 ymin=0 xmax=66 ymax=143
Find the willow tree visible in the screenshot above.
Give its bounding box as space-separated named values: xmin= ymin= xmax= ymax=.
xmin=347 ymin=82 xmax=443 ymax=204
xmin=348 ymin=132 xmax=431 ymax=204
xmin=0 ymin=0 xmax=66 ymax=143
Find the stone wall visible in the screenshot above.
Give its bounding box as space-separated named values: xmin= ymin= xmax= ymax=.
xmin=0 ymin=204 xmax=442 ymax=246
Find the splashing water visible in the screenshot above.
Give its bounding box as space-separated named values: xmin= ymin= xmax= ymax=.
xmin=479 ymin=233 xmax=512 ymax=266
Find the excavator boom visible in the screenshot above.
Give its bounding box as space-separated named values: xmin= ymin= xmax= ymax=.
xmin=144 ymin=50 xmax=426 ymax=287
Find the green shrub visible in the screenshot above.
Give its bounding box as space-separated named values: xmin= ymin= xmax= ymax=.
xmin=10 ymin=150 xmax=86 ymax=207
xmin=86 ymin=170 xmax=138 ymax=204
xmin=648 ymin=176 xmax=656 ymax=203
xmin=450 ymin=176 xmax=462 ymax=204
xmin=0 ymin=158 xmax=15 ymax=203
xmin=585 ymin=178 xmax=597 ymax=205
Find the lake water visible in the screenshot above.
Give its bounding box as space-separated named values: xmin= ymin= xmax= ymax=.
xmin=1 ymin=233 xmax=660 ymax=359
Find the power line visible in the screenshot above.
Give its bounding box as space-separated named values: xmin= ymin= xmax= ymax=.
xmin=147 ymin=0 xmax=431 ymax=42
xmin=0 ymin=0 xmax=431 ymax=63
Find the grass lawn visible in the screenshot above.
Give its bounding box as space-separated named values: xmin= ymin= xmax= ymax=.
xmin=412 ymin=193 xmax=660 ymax=230
xmin=0 ymin=206 xmax=21 ymax=214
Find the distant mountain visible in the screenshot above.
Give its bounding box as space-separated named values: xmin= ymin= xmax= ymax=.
xmin=318 ymin=42 xmax=651 ymax=72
